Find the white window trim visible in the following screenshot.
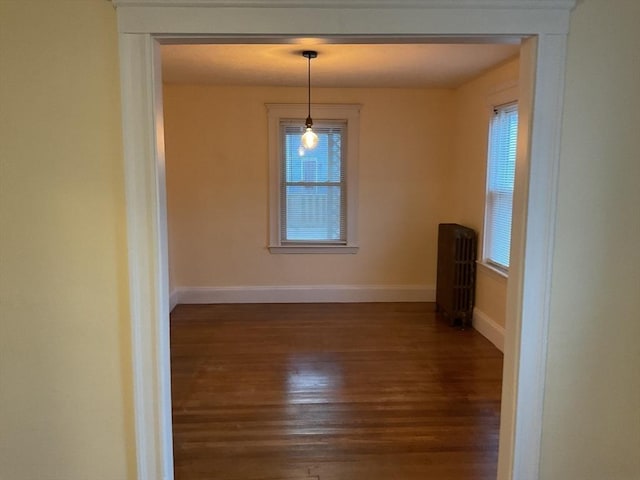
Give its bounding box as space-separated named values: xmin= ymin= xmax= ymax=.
xmin=267 ymin=103 xmax=360 ymax=254
xmin=477 ymin=259 xmax=509 ymax=281
xmin=482 ymin=84 xmax=518 ymax=277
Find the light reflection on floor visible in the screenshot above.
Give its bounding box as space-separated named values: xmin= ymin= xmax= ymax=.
xmin=285 ymin=354 xmax=344 ymax=408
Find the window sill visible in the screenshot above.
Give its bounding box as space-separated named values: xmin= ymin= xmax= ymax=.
xmin=269 ymin=245 xmax=359 ymax=254
xmin=477 ymin=261 xmax=509 ymax=281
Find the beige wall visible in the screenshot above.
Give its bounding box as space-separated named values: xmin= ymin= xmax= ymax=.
xmin=541 ymin=0 xmax=640 ymax=478
xmin=451 ymin=58 xmax=520 ymax=329
xmin=0 ymin=2 xmax=134 ymax=479
xmin=164 ymin=85 xmax=454 ymax=289
xmin=165 ymin=66 xmax=516 ymax=324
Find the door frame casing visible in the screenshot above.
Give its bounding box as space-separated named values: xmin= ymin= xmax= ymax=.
xmin=114 ymin=2 xmax=575 ymax=480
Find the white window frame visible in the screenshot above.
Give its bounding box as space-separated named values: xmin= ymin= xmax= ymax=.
xmin=267 ymin=103 xmax=360 ymax=254
xmin=482 ymin=85 xmax=518 ymax=277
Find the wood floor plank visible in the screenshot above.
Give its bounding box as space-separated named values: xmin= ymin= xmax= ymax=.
xmin=171 ymin=303 xmax=503 ymax=480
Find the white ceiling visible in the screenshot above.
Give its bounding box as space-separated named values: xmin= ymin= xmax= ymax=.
xmin=161 ymin=42 xmax=520 ymax=88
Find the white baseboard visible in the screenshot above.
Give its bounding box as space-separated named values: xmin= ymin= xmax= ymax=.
xmin=170 ymin=284 xmax=435 ymax=305
xmin=169 ymin=289 xmax=180 ymax=312
xmin=472 ymin=308 xmax=505 ymax=352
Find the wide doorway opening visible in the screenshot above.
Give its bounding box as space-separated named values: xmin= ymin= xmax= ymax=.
xmin=161 ymin=38 xmax=523 ymax=480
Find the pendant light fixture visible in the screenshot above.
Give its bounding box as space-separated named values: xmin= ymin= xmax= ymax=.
xmin=301 ymin=50 xmax=319 ymax=150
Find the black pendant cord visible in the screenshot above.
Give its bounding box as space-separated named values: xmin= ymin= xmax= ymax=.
xmin=302 ymin=51 xmax=317 ymax=129
xmin=307 ymin=54 xmax=311 ymax=121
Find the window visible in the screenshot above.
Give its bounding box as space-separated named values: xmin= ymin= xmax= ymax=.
xmin=484 ymin=102 xmax=518 ymax=271
xmin=281 ymin=122 xmax=345 ymax=243
xmin=267 ymin=104 xmax=360 ymax=253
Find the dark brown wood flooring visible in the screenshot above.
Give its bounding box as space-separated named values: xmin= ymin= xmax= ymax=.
xmin=170 ymin=303 xmax=503 ymax=480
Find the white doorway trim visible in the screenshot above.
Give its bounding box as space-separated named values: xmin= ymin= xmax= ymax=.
xmin=113 ymin=2 xmax=575 ymax=480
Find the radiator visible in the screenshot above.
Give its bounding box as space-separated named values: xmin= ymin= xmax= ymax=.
xmin=436 ymin=223 xmax=477 ymax=328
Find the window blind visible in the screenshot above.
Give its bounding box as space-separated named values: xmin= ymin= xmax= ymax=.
xmin=280 ymin=122 xmax=347 ymax=244
xmin=485 ymin=103 xmax=518 ymax=269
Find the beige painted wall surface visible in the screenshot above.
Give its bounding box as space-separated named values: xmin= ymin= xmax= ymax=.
xmin=541 ymin=0 xmax=640 ymax=478
xmin=0 ymin=2 xmax=134 ymax=479
xmin=451 ymin=58 xmax=519 ymax=328
xmin=164 ymin=85 xmax=454 ymax=289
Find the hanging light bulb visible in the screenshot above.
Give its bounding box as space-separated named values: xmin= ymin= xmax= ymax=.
xmin=301 ymin=50 xmax=319 ymax=150
xmin=301 ymin=126 xmax=318 ymax=150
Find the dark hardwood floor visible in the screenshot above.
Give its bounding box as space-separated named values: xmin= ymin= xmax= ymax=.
xmin=170 ymin=302 xmax=503 ymax=480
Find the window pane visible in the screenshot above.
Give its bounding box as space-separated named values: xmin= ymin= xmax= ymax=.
xmin=281 ymin=122 xmax=346 ymax=243
xmin=486 ymin=191 xmax=513 ymax=267
xmin=285 ymin=185 xmax=342 ymax=241
xmin=486 ymin=103 xmax=518 ymax=269
xmin=283 ymin=126 xmax=343 ymax=183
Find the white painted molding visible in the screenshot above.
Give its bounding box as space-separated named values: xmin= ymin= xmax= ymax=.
xmin=112 ymin=0 xmax=576 ymax=10
xmin=267 ymin=103 xmax=360 ymax=252
xmin=169 ymin=289 xmax=180 ymax=311
xmin=114 ymin=3 xmax=575 ymax=36
xmin=500 ymin=33 xmax=569 ymax=480
xmin=172 ymin=285 xmax=435 ymax=304
xmin=477 ymin=261 xmax=509 ymax=282
xmin=473 ymin=308 xmax=505 ymax=352
xmin=118 ymin=33 xmax=174 ymax=480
